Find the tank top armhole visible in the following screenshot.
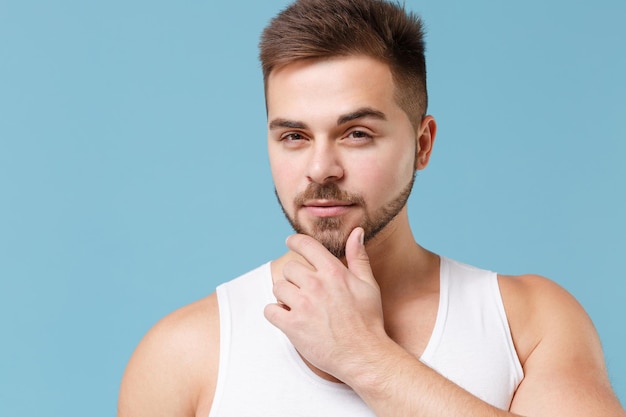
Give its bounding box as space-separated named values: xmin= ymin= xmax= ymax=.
xmin=208 ymin=284 xmax=232 ymax=417
xmin=420 ymin=256 xmax=449 ymax=364
xmin=491 ymin=275 xmax=524 ymax=385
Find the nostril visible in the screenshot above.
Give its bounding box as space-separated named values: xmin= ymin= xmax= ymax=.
xmin=307 ymin=160 xmax=344 ymax=185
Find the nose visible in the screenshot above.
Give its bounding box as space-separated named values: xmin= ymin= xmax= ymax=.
xmin=306 ymin=141 xmax=344 ymax=184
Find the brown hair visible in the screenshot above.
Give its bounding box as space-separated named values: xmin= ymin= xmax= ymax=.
xmin=259 ymin=0 xmax=428 ymax=123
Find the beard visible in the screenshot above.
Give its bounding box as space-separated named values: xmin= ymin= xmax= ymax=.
xmin=276 ymin=172 xmax=416 ymax=258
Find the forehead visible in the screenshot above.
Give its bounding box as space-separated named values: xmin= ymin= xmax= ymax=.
xmin=266 ymin=56 xmax=401 ymax=122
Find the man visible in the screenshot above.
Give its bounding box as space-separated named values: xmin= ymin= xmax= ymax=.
xmin=118 ymin=0 xmax=625 ymax=416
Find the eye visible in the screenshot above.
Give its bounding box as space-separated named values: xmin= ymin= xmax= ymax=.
xmin=279 ymin=132 xmax=308 ymax=148
xmin=345 ymin=129 xmax=373 ymax=143
xmin=282 ymin=132 xmax=304 ymax=141
xmin=348 ymin=130 xmax=370 ymax=138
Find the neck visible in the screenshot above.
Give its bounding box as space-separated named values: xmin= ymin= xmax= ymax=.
xmin=360 ymin=207 xmax=438 ymax=295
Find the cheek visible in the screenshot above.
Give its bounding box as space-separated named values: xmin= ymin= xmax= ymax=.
xmin=354 ymin=151 xmax=414 ymax=197
xmin=270 ymin=156 xmax=302 ymax=205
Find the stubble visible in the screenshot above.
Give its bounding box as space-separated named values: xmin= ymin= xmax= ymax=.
xmin=277 ymin=173 xmax=416 ymax=258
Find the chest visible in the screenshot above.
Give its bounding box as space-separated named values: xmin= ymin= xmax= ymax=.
xmin=383 ymin=290 xmax=440 ymax=358
xmin=304 ymin=290 xmax=441 ymax=383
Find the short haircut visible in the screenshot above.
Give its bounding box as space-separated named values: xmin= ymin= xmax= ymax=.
xmin=259 ymin=0 xmax=428 ymax=124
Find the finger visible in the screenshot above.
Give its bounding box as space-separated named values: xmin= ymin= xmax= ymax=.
xmin=283 ymin=259 xmax=315 ymax=289
xmin=345 ymin=227 xmax=377 ymax=286
xmin=264 ymin=303 xmax=290 ymax=330
xmin=272 ymin=278 xmax=300 ymax=309
xmin=285 ymin=233 xmax=339 ymax=271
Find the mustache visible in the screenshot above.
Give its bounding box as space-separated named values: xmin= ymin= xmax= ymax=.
xmin=294 ymin=182 xmax=365 ymax=206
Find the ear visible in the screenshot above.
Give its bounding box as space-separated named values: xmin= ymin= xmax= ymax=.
xmin=414 ymin=115 xmax=437 ymax=170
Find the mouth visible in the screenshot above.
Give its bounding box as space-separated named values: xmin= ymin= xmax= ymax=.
xmin=302 ymin=200 xmax=355 ymax=217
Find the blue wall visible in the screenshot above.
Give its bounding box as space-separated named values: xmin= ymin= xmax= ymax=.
xmin=1 ymin=1 xmax=624 ymax=414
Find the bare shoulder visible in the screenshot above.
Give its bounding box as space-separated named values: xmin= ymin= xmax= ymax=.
xmin=498 ymin=273 xmax=625 ymax=416
xmin=118 ymin=293 xmax=220 ymax=417
xmin=497 ymin=274 xmax=594 ymax=363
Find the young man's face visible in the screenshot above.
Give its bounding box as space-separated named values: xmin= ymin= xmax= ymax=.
xmin=266 ymin=55 xmax=429 ymax=258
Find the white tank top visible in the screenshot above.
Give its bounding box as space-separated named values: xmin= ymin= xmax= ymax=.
xmin=209 ymin=257 xmax=523 ymax=416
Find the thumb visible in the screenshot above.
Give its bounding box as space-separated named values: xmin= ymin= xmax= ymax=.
xmin=345 ymin=227 xmax=376 ymax=285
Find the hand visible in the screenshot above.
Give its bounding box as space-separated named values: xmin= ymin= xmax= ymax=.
xmin=264 ymin=227 xmax=387 ymax=381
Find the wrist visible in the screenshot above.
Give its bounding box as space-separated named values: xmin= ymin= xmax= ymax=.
xmin=338 ymin=334 xmax=406 ymax=395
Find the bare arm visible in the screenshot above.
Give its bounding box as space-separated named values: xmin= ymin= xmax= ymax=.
xmin=347 ymin=276 xmax=624 ymax=417
xmin=117 ymin=294 xmax=219 ymax=417
xmin=265 ymin=229 xmax=625 ymax=417
xmin=503 ymin=274 xmax=623 ymax=416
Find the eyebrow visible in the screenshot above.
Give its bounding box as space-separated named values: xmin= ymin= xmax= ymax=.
xmin=336 ymin=107 xmax=387 ymax=125
xmin=268 ymin=119 xmax=308 ymax=130
xmin=268 ymin=107 xmax=387 ymax=131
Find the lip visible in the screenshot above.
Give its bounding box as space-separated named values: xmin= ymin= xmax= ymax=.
xmin=302 ymin=200 xmax=355 ymax=217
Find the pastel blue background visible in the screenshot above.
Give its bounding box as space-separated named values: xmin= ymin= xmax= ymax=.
xmin=1 ymin=0 xmax=624 ymax=415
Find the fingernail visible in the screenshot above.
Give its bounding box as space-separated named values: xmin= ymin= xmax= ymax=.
xmin=359 ymin=228 xmax=365 ymax=246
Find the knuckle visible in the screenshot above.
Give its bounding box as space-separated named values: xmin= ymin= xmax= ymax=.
xmin=326 ymin=263 xmax=344 ymax=277
xmin=307 ymin=276 xmax=322 ymax=292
